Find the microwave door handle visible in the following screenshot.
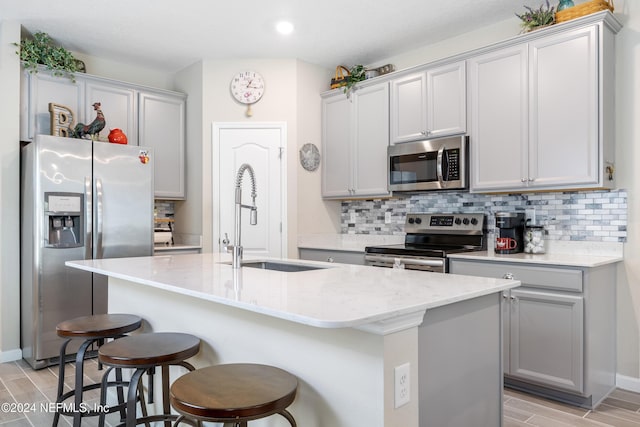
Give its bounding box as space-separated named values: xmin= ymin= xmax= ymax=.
xmin=437 ymin=145 xmax=445 ymax=187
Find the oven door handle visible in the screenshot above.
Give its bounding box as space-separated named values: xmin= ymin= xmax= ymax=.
xmin=436 ymin=145 xmax=446 ymax=187
xmin=365 ymin=255 xmax=445 ymax=268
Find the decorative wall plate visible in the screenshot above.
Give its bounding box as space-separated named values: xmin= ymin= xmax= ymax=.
xmin=299 ymin=143 xmax=320 ymax=171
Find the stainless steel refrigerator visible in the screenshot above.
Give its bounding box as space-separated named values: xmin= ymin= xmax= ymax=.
xmin=21 ymin=134 xmax=154 ymax=369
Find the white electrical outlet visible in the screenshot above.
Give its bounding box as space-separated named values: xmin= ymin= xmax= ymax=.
xmin=525 ymin=208 xmax=536 ymax=224
xmin=385 ymin=211 xmax=392 ymax=224
xmin=350 ymin=212 xmax=356 ymax=223
xmin=394 ymin=363 xmax=410 ymax=408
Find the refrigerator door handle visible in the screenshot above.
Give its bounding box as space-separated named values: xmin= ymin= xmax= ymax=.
xmin=95 ymin=178 xmax=104 ymax=259
xmin=85 ymin=176 xmax=92 ymax=260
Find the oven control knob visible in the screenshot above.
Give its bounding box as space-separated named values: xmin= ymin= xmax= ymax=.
xmin=470 ymin=218 xmax=478 ymax=225
xmin=408 ymin=217 xmax=415 ymax=224
xmin=463 ymin=218 xmax=470 ymax=225
xmin=415 ymin=217 xmax=422 ymax=224
xmin=455 ymin=218 xmax=462 ymax=225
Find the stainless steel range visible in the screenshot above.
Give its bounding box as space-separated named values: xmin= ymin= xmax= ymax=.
xmin=364 ymin=213 xmax=486 ymax=273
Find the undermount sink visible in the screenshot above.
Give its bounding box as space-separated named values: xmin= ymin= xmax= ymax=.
xmin=231 ymin=260 xmax=328 ymax=272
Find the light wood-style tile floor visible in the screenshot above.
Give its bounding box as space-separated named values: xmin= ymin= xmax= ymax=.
xmin=1 ymin=358 xmax=127 ymax=426
xmin=505 ymin=387 xmax=640 ymax=426
xmin=2 ymin=357 xmax=640 ymax=426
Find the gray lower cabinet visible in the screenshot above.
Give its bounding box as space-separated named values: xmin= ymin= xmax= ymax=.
xmin=508 ymin=288 xmax=584 ymax=392
xmin=298 ymin=248 xmax=365 ymax=265
xmin=449 ymin=258 xmax=616 ymax=409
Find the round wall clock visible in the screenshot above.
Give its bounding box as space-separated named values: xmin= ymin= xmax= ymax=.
xmin=230 ymin=71 xmax=265 ymax=117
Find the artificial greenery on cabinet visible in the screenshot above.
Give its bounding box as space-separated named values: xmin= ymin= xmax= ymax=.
xmin=15 ymin=31 xmax=82 ymax=81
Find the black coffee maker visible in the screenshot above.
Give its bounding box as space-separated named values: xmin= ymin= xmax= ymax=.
xmin=494 ymin=212 xmax=526 ymax=254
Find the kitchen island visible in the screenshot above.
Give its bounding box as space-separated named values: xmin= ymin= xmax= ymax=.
xmin=66 ymin=253 xmax=520 ymax=427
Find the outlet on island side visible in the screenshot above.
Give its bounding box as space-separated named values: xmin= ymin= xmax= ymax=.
xmin=394 ymin=362 xmax=410 ymax=408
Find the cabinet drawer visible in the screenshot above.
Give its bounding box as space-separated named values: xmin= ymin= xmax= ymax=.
xmin=299 ymin=248 xmax=365 ymax=265
xmin=450 ymin=260 xmax=583 ymax=292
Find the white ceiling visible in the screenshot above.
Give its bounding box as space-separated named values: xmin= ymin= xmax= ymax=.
xmin=5 ymin=0 xmax=551 ymax=73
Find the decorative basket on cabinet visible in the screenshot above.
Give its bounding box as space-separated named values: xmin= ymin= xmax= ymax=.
xmin=555 ymin=0 xmax=614 ymax=23
xmin=330 ymin=66 xmax=349 ymax=89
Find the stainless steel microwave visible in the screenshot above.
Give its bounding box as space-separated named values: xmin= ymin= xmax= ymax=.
xmin=388 ymin=135 xmax=468 ymax=192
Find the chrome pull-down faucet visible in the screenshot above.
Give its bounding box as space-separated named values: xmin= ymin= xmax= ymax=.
xmin=232 ymin=163 xmax=257 ymax=268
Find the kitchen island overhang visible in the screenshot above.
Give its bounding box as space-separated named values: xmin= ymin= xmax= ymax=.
xmin=66 ymin=253 xmax=520 ymax=427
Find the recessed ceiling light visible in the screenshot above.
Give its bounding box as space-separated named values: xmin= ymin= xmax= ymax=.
xmin=275 ymin=21 xmax=294 ymax=35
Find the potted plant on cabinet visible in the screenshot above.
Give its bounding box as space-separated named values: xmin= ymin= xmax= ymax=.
xmin=15 ymin=31 xmax=83 ymax=81
xmin=343 ymin=64 xmax=366 ymax=96
xmin=515 ymin=0 xmax=556 ymax=33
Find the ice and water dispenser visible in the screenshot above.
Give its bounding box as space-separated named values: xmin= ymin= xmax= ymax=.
xmin=44 ymin=193 xmax=83 ymax=248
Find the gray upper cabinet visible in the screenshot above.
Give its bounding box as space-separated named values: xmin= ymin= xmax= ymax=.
xmin=321 ymin=81 xmax=390 ymax=199
xmin=389 ymin=72 xmax=427 ymax=144
xmin=468 ymin=13 xmax=620 ymax=192
xmin=21 ymin=69 xmax=85 ymax=141
xmin=20 ymin=67 xmax=187 ymax=199
xmin=84 ymin=80 xmax=138 ymax=145
xmin=139 ymin=91 xmax=186 ymax=199
xmin=321 ymin=91 xmax=351 ymax=198
xmin=390 ymin=60 xmax=466 ymax=144
xmin=468 ymin=44 xmax=529 ymax=190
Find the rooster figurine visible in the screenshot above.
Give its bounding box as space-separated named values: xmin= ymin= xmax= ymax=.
xmin=70 ymin=102 xmax=106 ymax=140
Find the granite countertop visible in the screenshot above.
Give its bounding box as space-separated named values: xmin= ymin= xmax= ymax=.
xmin=65 ymin=253 xmax=519 ymax=331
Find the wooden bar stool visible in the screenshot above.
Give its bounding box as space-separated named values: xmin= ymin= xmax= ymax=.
xmin=53 ymin=313 xmax=143 ymax=427
xmin=97 ymin=332 xmax=201 ymax=427
xmin=170 ymin=363 xmax=298 ymax=427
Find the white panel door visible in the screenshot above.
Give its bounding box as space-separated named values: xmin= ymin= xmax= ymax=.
xmin=214 ymin=123 xmax=286 ymax=258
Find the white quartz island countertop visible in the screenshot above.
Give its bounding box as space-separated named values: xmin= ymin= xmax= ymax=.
xmin=66 ymin=253 xmax=520 ymax=426
xmin=66 ymin=252 xmax=519 ymax=331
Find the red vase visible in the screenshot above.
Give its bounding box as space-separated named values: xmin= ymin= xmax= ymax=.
xmin=108 ymin=128 xmax=128 ymax=144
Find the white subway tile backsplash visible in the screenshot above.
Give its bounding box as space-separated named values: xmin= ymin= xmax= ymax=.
xmin=341 ymin=189 xmax=627 ymax=242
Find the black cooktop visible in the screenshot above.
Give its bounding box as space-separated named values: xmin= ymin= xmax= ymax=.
xmin=365 ymin=213 xmax=487 ymax=258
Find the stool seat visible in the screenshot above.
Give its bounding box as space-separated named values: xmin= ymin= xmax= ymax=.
xmin=99 ymin=332 xmax=200 ymax=367
xmin=53 ymin=313 xmax=142 ymax=427
xmin=98 ymin=332 xmax=201 ymax=427
xmin=57 ymin=313 xmax=142 ymax=338
xmin=170 ymin=364 xmax=298 ymax=424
